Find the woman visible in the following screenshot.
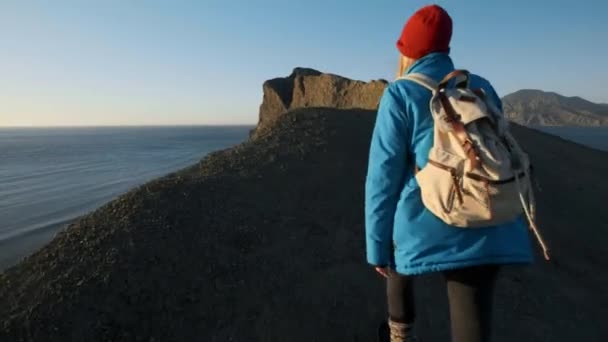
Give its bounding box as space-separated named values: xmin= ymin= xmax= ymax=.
xmin=365 ymin=5 xmax=533 ymax=342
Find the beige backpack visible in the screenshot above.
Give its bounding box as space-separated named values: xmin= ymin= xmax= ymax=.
xmin=402 ymin=70 xmax=550 ymax=260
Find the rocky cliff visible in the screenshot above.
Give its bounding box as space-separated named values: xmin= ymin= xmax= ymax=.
xmin=252 ymin=67 xmax=387 ymax=138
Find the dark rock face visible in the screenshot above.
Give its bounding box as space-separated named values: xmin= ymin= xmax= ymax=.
xmin=252 ymin=67 xmax=387 ymax=138
xmin=502 ymin=89 xmax=608 ymax=126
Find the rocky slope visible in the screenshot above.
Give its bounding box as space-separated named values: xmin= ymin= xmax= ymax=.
xmin=502 ymin=89 xmax=608 ymax=126
xmin=252 ymin=67 xmax=387 ymax=138
xmin=1 ymin=71 xmax=608 ymax=342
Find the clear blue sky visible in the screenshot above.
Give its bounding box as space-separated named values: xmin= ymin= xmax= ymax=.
xmin=1 ymin=0 xmax=606 ymax=126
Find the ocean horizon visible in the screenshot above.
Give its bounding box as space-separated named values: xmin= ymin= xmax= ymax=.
xmin=0 ymin=126 xmax=252 ymax=270
xmin=0 ymin=124 xmax=606 ymax=271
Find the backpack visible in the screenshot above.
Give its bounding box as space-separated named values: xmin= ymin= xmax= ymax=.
xmin=401 ymin=70 xmax=550 ymax=260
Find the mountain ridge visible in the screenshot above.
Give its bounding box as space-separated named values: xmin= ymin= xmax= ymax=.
xmin=501 ymin=89 xmax=608 ymax=126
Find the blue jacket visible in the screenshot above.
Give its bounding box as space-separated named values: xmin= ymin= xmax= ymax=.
xmin=365 ymin=53 xmax=533 ymax=275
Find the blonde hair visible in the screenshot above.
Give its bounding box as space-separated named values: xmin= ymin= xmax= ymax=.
xmin=397 ymin=55 xmax=417 ymax=79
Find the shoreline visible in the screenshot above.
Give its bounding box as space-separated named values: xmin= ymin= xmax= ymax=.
xmin=1 ymin=126 xmax=605 ymax=273
xmin=0 ymin=126 xmax=253 ymax=273
xmin=0 ymin=220 xmax=75 ymax=271
xmin=1 ymin=125 xmax=604 ymax=273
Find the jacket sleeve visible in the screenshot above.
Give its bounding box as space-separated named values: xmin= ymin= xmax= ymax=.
xmin=365 ymin=85 xmax=409 ymax=267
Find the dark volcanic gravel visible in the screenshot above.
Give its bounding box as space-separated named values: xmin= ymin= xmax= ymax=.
xmin=1 ymin=108 xmax=607 ymax=341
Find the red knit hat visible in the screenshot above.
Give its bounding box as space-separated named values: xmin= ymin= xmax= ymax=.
xmin=396 ymin=5 xmax=453 ymax=59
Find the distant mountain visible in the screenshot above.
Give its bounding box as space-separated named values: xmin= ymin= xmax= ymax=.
xmin=501 ymin=89 xmax=608 ymax=126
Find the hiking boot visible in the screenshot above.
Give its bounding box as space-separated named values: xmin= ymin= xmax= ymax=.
xmin=388 ymin=319 xmax=417 ymax=342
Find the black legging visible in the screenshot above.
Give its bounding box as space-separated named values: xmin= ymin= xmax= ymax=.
xmin=387 ymin=265 xmax=500 ymax=342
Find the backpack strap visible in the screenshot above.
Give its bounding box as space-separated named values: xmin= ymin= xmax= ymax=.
xmin=401 ymin=72 xmax=481 ymax=169
xmin=438 ymin=92 xmax=481 ymax=169
xmin=438 ymin=69 xmax=470 ymax=90
xmin=398 ymin=73 xmax=438 ymax=93
xmin=400 ymin=70 xmax=471 ymax=91
xmin=398 ymin=73 xmax=437 ymax=174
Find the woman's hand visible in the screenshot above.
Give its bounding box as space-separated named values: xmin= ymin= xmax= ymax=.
xmin=375 ymin=266 xmax=390 ymax=278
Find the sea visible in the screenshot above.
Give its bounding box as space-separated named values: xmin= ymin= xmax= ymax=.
xmin=0 ymin=125 xmax=606 ymax=271
xmin=0 ymin=126 xmax=252 ymax=270
xmin=534 ymin=126 xmax=608 ymax=152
